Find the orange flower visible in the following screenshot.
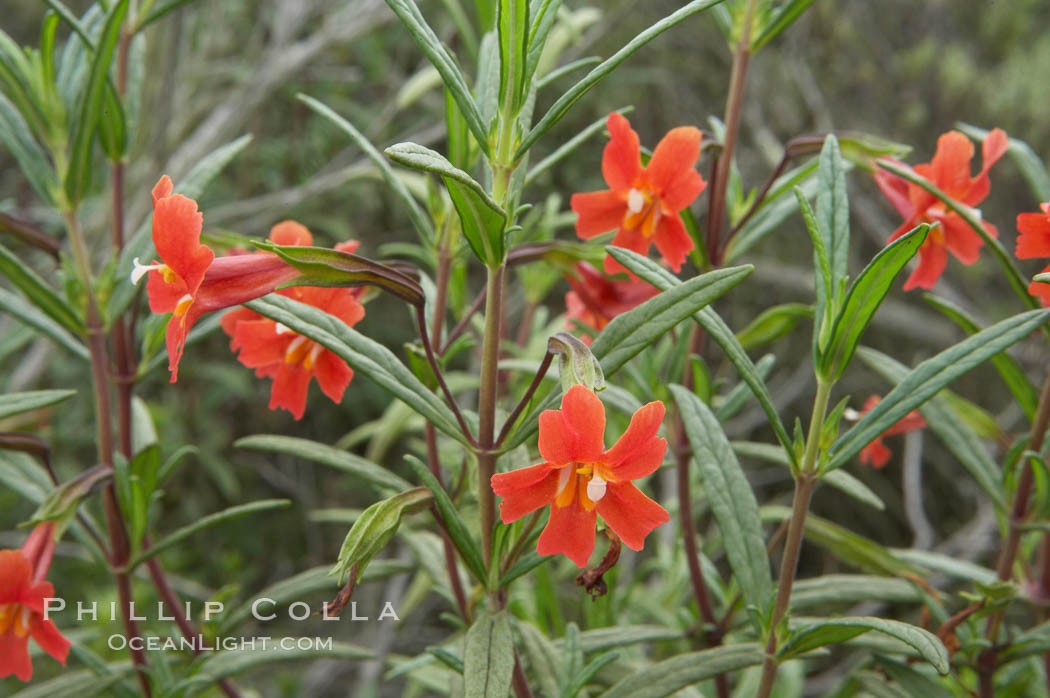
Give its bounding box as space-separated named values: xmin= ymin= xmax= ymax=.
xmin=874 ymin=129 xmax=1008 ymax=290
xmin=571 ymin=113 xmax=705 ymax=276
xmin=857 ymin=395 xmax=926 ymax=468
xmin=564 ymin=262 xmax=659 ymax=343
xmin=220 ymin=226 xmax=364 ymax=420
xmin=132 ymin=177 xmax=302 ymax=381
xmin=491 ymin=385 xmax=670 ymax=567
xmin=0 ymin=523 xmax=70 ymax=682
xmin=1015 ymin=202 xmax=1050 ymax=306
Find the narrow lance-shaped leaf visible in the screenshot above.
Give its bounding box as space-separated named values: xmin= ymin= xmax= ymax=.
xmin=777 ymin=616 xmax=949 ymax=674
xmin=515 ymin=0 xmax=727 ymax=160
xmin=601 ymin=644 xmax=764 ymax=698
xmin=923 ymin=293 xmax=1040 ymax=420
xmin=817 ymin=133 xmax=850 ymax=285
xmin=0 ymin=288 xmax=88 ymax=360
xmin=607 ymin=245 xmax=798 ymax=468
xmin=0 ymin=389 xmax=76 ymax=420
xmin=825 ymin=307 xmax=1050 ymax=472
xmin=0 ymin=239 xmax=83 ymax=334
xmin=751 ymin=0 xmax=816 ymax=51
xmin=405 ymin=454 xmax=488 ymax=584
xmin=497 ymin=0 xmax=529 ymax=117
xmin=383 ymin=0 xmax=490 ymax=154
xmin=525 ymin=0 xmax=561 ymax=86
xmin=463 ymin=611 xmax=515 ymax=698
xmin=298 ymin=94 xmax=433 ymax=242
xmin=329 ymin=488 xmax=433 ymax=583
xmin=387 ymin=142 xmax=507 ymax=265
xmin=235 ymin=434 xmax=411 ymax=493
xmin=819 ymin=224 xmax=928 ymax=380
xmin=65 ymin=0 xmax=127 ymax=204
xmin=671 ymin=385 xmax=773 ymax=612
xmin=246 ymin=294 xmax=470 ymax=444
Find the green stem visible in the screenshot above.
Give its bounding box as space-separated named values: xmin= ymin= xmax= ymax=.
xmin=756 ymin=378 xmax=831 ymax=698
xmin=477 ymin=264 xmax=506 ymax=572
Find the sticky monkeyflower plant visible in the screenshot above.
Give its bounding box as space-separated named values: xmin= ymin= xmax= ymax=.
xmin=6 ymin=2 xmax=1050 ymax=698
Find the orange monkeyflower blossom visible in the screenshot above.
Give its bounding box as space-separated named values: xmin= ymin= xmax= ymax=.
xmin=0 ymin=523 xmax=70 ymax=681
xmin=564 ymin=262 xmax=659 ymax=344
xmin=132 ymin=176 xmax=302 ymax=381
xmin=1015 ymin=202 xmax=1050 ymax=306
xmin=491 ymin=385 xmax=670 ymax=567
xmin=874 ymin=128 xmax=1008 ymax=290
xmin=856 ymin=395 xmax=926 ymax=469
xmin=571 ymin=112 xmax=705 ymax=276
xmin=220 ymin=223 xmax=364 ymax=419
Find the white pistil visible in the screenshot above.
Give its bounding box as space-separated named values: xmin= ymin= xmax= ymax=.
xmin=627 ymin=188 xmax=645 ymax=214
xmin=130 ymin=258 xmax=165 ymax=285
xmin=274 ymin=322 xmax=292 ymax=335
xmin=586 ymin=472 xmax=607 ymax=502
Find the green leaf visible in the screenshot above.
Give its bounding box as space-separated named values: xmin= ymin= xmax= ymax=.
xmin=127 ymin=499 xmax=290 ymax=570
xmin=109 ymin=134 xmax=253 ymax=321
xmin=0 ymin=389 xmax=76 ymax=420
xmin=386 ymin=142 xmax=507 ymax=265
xmin=254 ymin=240 xmax=426 ymax=306
xmin=515 ymin=0 xmax=727 ymax=160
xmin=791 ymin=575 xmax=921 ymax=611
xmin=0 ymin=287 xmax=88 ymax=360
xmin=234 ymin=434 xmax=411 ymax=492
xmin=671 ymin=386 xmax=773 ymax=613
xmin=298 ymin=94 xmax=433 ymax=242
xmin=383 ymin=0 xmax=490 ymax=154
xmin=607 ymin=246 xmax=797 ymax=468
xmin=0 ymin=91 xmax=56 ymax=206
xmin=924 ymin=293 xmax=1040 ymax=420
xmin=796 ymin=189 xmax=833 ymax=346
xmin=0 ymin=239 xmax=83 ymax=334
xmin=330 ymin=488 xmax=434 ymax=583
xmin=777 ymin=616 xmax=949 ymax=674
xmin=246 ymin=294 xmax=470 ymax=444
xmin=856 ymin=346 xmax=1005 ymax=508
xmin=65 ymin=0 xmax=127 ymax=204
xmin=819 ymin=224 xmax=928 ymax=379
xmin=736 ymin=302 xmax=812 ymax=351
xmin=956 ymin=122 xmax=1050 ymax=201
xmin=525 ymin=0 xmax=561 ymax=87
xmin=405 ymin=454 xmax=488 ymax=584
xmin=878 ymin=656 xmax=955 ymax=698
xmin=464 ymin=611 xmax=515 ymax=698
xmin=9 ymin=665 xmax=134 ymax=698
xmin=601 ymin=644 xmax=764 ymax=698
xmin=817 ymin=134 xmax=850 ymax=287
xmin=592 ymin=263 xmax=752 ymax=377
xmin=136 ymin=0 xmax=203 ymax=30
xmin=497 ymin=0 xmax=529 ymax=116
xmin=825 ymin=307 xmax=1050 ymax=472
xmin=751 ymin=0 xmax=815 ymax=51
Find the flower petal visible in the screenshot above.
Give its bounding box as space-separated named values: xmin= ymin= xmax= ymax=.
xmin=940 ymin=215 xmax=984 ymax=265
xmin=536 ymin=502 xmax=596 ymax=568
xmin=1016 ymin=211 xmax=1050 ymax=259
xmin=572 ymin=190 xmax=626 ymax=239
xmin=873 ymin=164 xmax=916 ymax=220
xmin=1030 ymin=263 xmax=1050 ymax=307
xmin=651 ymin=213 xmax=694 ymax=272
xmin=596 ymin=482 xmax=669 ymax=551
xmin=268 ymin=220 xmax=313 ymax=246
xmin=929 ymin=131 xmax=975 ymax=199
xmin=227 ymin=319 xmax=286 ymax=367
xmin=647 ymin=126 xmax=704 ymax=211
xmin=28 ymin=615 xmax=70 ymax=666
xmin=314 ymin=351 xmax=353 ymax=404
xmin=860 ymin=438 xmax=892 ymax=468
xmin=151 ymin=180 xmax=213 ymax=297
xmin=603 ymin=226 xmax=651 ymax=276
xmin=492 ymin=464 xmax=559 ymax=522
xmin=0 ymin=550 xmax=30 ymax=605
xmin=0 ymin=628 xmax=32 ymax=681
xmin=603 ymin=401 xmax=666 ymax=480
xmin=902 ymin=238 xmax=948 ymax=291
xmin=270 ymin=363 xmax=311 ymax=420
xmin=602 ymin=112 xmax=641 ymax=191
xmin=538 ymin=386 xmax=606 ymax=464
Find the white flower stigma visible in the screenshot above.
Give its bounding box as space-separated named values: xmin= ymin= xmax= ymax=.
xmin=627 ymin=188 xmax=645 ymax=214
xmin=587 ymin=472 xmax=607 ymax=502
xmin=130 ymin=257 xmax=165 ymax=285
